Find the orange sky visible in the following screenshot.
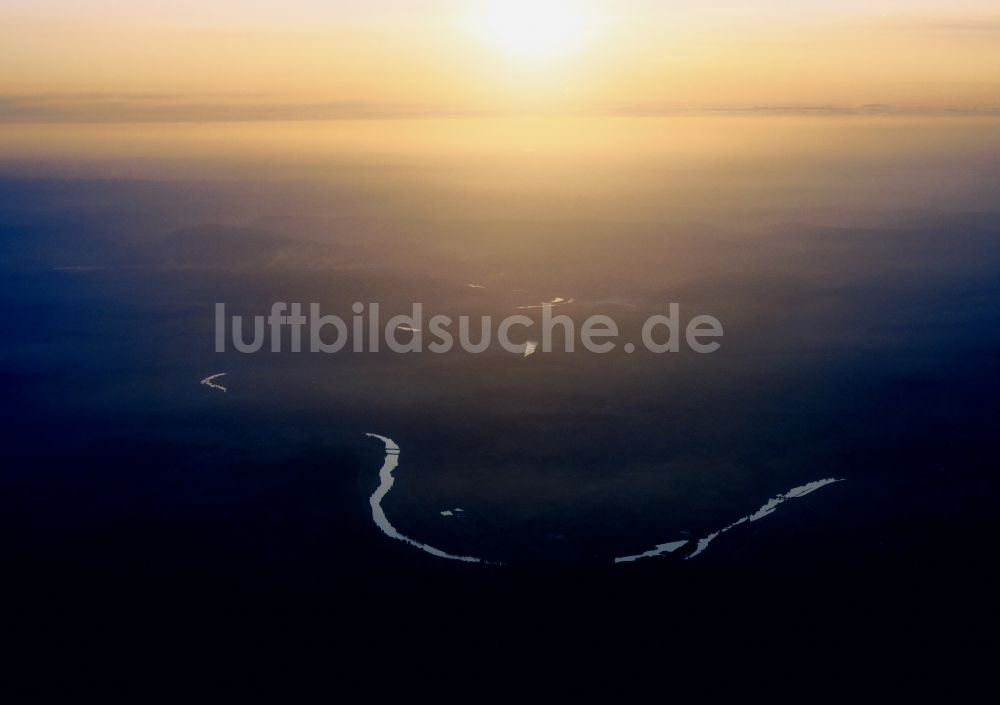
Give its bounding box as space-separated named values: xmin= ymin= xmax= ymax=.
xmin=1 ymin=1 xmax=999 ymax=120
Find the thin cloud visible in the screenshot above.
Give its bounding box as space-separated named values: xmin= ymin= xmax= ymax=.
xmin=1 ymin=93 xmax=999 ymax=123
xmin=0 ymin=94 xmax=492 ymax=123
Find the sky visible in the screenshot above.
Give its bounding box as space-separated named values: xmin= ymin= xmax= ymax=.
xmin=1 ymin=0 xmax=999 ymax=121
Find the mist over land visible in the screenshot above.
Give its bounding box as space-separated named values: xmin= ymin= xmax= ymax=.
xmin=4 ymin=114 xmax=999 ymax=590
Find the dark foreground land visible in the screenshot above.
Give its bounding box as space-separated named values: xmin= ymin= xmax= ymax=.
xmin=1 ymin=175 xmax=998 ymax=687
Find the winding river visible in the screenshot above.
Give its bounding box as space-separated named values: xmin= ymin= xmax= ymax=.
xmin=366 ymin=433 xmax=843 ymax=566
xmin=366 ymin=433 xmax=486 ymax=563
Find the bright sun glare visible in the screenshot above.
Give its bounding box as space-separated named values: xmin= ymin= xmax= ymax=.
xmin=477 ymin=0 xmax=594 ymax=63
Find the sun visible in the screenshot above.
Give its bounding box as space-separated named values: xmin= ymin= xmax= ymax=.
xmin=476 ymin=0 xmax=594 ymax=63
